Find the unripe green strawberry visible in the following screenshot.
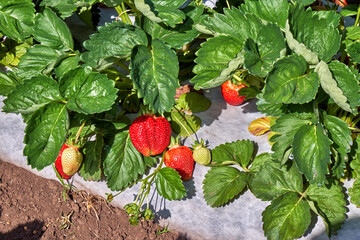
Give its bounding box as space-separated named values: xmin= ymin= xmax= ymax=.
xmin=129 ymin=114 xmax=171 ymax=156
xmin=192 ymin=140 xmax=211 ymax=165
xmin=55 ymin=144 xmax=83 ymax=179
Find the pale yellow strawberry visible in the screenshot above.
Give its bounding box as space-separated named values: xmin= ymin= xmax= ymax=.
xmin=61 ymin=147 xmax=83 ymax=176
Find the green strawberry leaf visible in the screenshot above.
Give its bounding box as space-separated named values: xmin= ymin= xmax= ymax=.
xmin=269 ymin=113 xmax=313 ymax=162
xmin=251 ymin=161 xmax=303 ymax=201
xmin=134 ymin=0 xmax=187 ymax=27
xmin=350 ymin=136 xmax=360 ymax=175
xmin=103 ymin=130 xmax=153 ymax=191
xmin=328 ymin=60 xmax=360 ymax=114
xmin=211 ymin=139 xmax=255 ymax=169
xmin=81 ymin=21 xmax=148 ymax=69
xmin=54 ymin=52 xmax=81 ymax=78
xmin=315 ymin=61 xmax=353 ymax=113
xmin=262 ymin=192 xmax=311 ymax=240
xmin=155 ymin=167 xmax=187 ymax=201
xmin=323 ymin=113 xmax=352 ymax=154
xmin=197 ymin=8 xmax=262 ymax=41
xmin=79 ymin=134 xmax=104 ymax=181
xmin=289 ymin=5 xmax=341 ymax=62
xmin=39 ymin=0 xmax=77 ymax=19
xmin=0 ymin=0 xmax=35 ymax=41
xmin=244 ymin=23 xmax=286 ymax=78
xmin=293 ymin=0 xmax=316 ymax=6
xmin=307 ymin=183 xmax=347 ymax=236
xmin=256 ymin=94 xmax=287 ymax=116
xmin=0 ymin=71 xmax=20 ymax=96
xmin=203 ymin=166 xmax=248 ymax=207
xmin=59 ymin=67 xmax=118 ymax=114
xmin=130 ymin=39 xmax=179 ymax=114
xmin=3 ymin=75 xmax=63 ymax=114
xmin=340 ymin=4 xmax=359 ymax=17
xmin=284 ymin=20 xmax=319 ymax=65
xmin=24 ymin=103 xmax=69 ymax=170
xmin=249 ymin=152 xmax=273 ymax=173
xmin=170 ymin=111 xmax=201 ymax=138
xmin=263 ymin=54 xmax=319 ymax=104
xmin=241 ymin=0 xmax=289 ymax=29
xmin=293 ymin=124 xmax=332 ymax=185
xmin=349 ymin=179 xmax=360 ymax=208
xmin=142 ymin=3 xmax=205 ymax=49
xmin=346 ymin=26 xmax=360 ymax=40
xmin=16 ymin=45 xmax=65 ymax=79
xmin=176 ymin=92 xmax=211 ymax=113
xmin=347 ymin=41 xmax=360 ymax=63
xmin=191 ymin=35 xmax=244 ymax=89
xmin=100 ymin=0 xmax=125 ymax=7
xmin=33 ymin=8 xmax=74 ymax=51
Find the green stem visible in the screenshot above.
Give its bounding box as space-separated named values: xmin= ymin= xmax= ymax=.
xmin=221 ymin=160 xmax=242 ymax=167
xmin=232 ymin=74 xmax=250 ymax=87
xmin=355 ymin=5 xmax=360 ymax=26
xmin=121 ymin=3 xmax=132 ymax=24
xmin=350 ymin=127 xmax=360 ymax=132
xmin=313 ymin=100 xmax=320 ymax=124
xmin=226 ymin=0 xmax=230 ymax=9
xmin=117 ymin=61 xmax=131 ymax=72
xmin=115 ymin=5 xmax=132 ymax=24
xmin=75 ymin=120 xmax=87 ymax=144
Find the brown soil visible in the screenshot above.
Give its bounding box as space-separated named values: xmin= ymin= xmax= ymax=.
xmin=0 ymin=160 xmax=187 ymax=240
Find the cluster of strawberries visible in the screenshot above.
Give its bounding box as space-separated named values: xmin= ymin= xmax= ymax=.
xmin=55 ymin=114 xmax=211 ymax=181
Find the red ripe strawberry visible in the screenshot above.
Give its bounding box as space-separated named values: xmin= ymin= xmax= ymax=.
xmin=55 ymin=144 xmax=83 ymax=179
xmin=164 ymin=144 xmax=194 ymax=181
xmin=335 ymin=0 xmax=347 ymax=7
xmin=129 ymin=114 xmax=171 ymax=156
xmin=221 ymin=80 xmax=247 ymax=106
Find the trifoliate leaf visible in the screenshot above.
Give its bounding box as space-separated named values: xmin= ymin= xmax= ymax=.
xmin=293 ymin=124 xmax=331 ymax=185
xmin=0 ymin=0 xmax=35 ymax=41
xmin=315 ymin=61 xmax=352 ymax=113
xmin=263 ymin=54 xmax=319 ymax=104
xmin=176 ymin=92 xmax=211 ymax=113
xmin=191 ymin=35 xmax=244 ymax=89
xmin=3 ymin=75 xmax=62 ymax=114
xmin=80 ymin=134 xmax=104 ymax=181
xmin=170 ymin=111 xmax=201 ymax=137
xmin=103 ymin=130 xmax=153 ymax=191
xmin=203 ymin=166 xmax=248 ymax=207
xmin=262 ymin=192 xmax=311 ymax=240
xmin=130 ymin=39 xmax=179 ymax=114
xmin=81 ymin=21 xmax=148 ymax=69
xmin=155 ymin=167 xmax=187 ymax=201
xmin=251 ymin=160 xmax=303 ymax=201
xmin=16 ymin=45 xmax=65 ymax=79
xmin=24 ymin=103 xmax=69 ymax=170
xmin=33 ymin=8 xmax=74 ymax=51
xmin=307 ymin=183 xmax=347 ymax=236
xmin=244 ymin=23 xmax=286 ymax=78
xmin=59 ymin=67 xmax=118 ymax=114
xmin=211 ymin=139 xmax=254 ymax=169
xmin=241 ymin=0 xmax=289 ymax=29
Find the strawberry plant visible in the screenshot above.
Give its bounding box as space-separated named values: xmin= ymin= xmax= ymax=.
xmin=1 ymin=0 xmax=360 ymax=239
